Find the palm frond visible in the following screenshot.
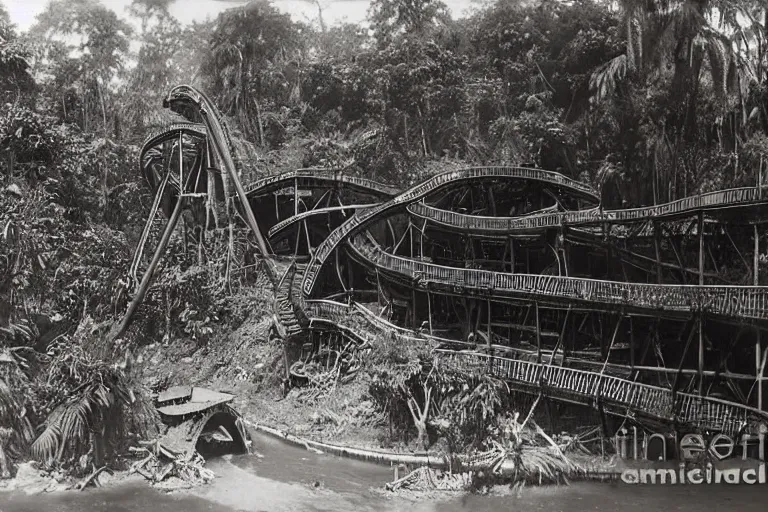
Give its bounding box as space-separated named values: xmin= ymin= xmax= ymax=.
xmin=589 ymin=54 xmax=628 ymax=106
xmin=29 ymin=422 xmax=61 ymax=462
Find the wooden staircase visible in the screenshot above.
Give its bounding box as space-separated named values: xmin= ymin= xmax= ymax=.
xmin=274 ymin=261 xmax=309 ymax=338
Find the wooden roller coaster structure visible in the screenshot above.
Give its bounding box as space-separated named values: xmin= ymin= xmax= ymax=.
xmin=123 ymin=85 xmax=768 ymax=442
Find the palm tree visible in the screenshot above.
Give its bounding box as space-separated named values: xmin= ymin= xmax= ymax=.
xmin=590 ymin=0 xmax=753 ymax=204
xmin=200 ymin=0 xmax=303 ymax=146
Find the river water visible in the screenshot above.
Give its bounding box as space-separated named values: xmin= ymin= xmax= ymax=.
xmin=2 ymin=431 xmax=768 ymax=512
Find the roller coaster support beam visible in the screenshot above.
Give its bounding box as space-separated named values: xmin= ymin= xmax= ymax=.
xmin=486 ymin=298 xmax=492 ymax=353
xmin=111 ymin=195 xmax=185 ymax=342
xmin=551 ymin=306 xmax=571 ymax=366
xmin=673 ymin=318 xmax=696 ymax=395
xmin=698 ymin=211 xmax=704 ymax=286
xmin=535 ymin=302 xmax=542 ymax=364
xmin=427 ymin=287 xmax=433 ymax=335
xmin=653 ymin=221 xmax=662 ymax=284
xmin=698 ymin=314 xmax=704 ymax=397
xmin=756 ymin=223 xmax=763 ymax=410
xmin=629 ymin=315 xmax=635 ymax=373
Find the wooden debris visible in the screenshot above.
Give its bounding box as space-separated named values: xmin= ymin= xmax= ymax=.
xmin=127 ymin=440 xmax=214 ymax=485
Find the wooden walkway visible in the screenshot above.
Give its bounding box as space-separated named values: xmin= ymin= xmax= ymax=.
xmin=408 ymin=187 xmax=768 ymax=234
xmin=242 ymin=169 xmax=401 ymax=198
xmin=299 ymin=299 xmax=768 ymax=435
xmin=346 ymin=233 xmax=768 ymax=322
xmin=301 ymin=166 xmax=601 ymax=297
xmin=436 ymin=349 xmax=767 ymax=436
xmin=268 ymin=203 xmax=378 ymax=239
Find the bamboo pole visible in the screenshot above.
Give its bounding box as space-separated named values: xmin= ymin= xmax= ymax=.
xmin=303 ymin=219 xmax=312 ymax=255
xmin=756 ymin=223 xmax=762 ymax=410
xmin=420 ymin=219 xmax=427 ymax=259
xmin=130 ymin=167 xmax=171 ymax=290
xmin=486 ymin=298 xmax=492 ymax=352
xmin=699 ymin=211 xmax=704 ymax=286
xmin=535 ymin=302 xmax=542 ymax=364
xmin=654 ymin=221 xmax=662 ymax=284
xmin=673 ymin=321 xmax=696 ymax=394
xmin=561 ymin=227 xmax=569 ymax=277
xmin=274 ymin=192 xmax=279 ymax=221
xmin=409 ymin=221 xmax=414 ymax=259
xmin=427 ymin=289 xmax=433 ymax=335
xmin=510 ymin=236 xmax=515 ymax=273
xmin=552 ymin=306 xmax=571 ymax=366
xmin=393 ymin=221 xmax=410 ymax=254
xmin=629 ymin=316 xmax=635 ymax=372
xmin=178 ymin=131 xmax=183 ymax=193
xmin=698 ymin=314 xmax=704 ymax=397
xmin=631 ymin=320 xmax=658 ymax=381
xmin=600 ymin=314 xmax=621 ymax=375
xmin=112 ymin=197 xmax=185 ymax=341
xmin=294 ymin=178 xmax=298 ymax=216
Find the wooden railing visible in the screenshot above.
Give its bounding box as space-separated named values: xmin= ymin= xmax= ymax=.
xmin=436 ymin=350 xmax=764 ymax=435
xmin=242 ymin=169 xmax=400 ymax=198
xmin=407 ymin=187 xmax=764 ymax=233
xmin=302 ymin=166 xmax=600 ymax=297
xmin=268 ymin=203 xmax=377 ymax=239
xmin=301 ymin=300 xmax=766 ymax=434
xmin=165 ymin=86 xmax=240 ymax=180
xmin=140 ymin=123 xmax=207 ymax=156
xmin=139 ymin=123 xmax=208 ymax=188
xmin=347 ymin=234 xmax=768 ymax=320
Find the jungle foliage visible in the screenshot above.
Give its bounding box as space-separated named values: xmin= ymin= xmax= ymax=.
xmin=3 ymin=0 xmax=768 ymax=471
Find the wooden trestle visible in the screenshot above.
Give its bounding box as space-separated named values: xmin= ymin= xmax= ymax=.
xmin=136 ymin=88 xmax=768 ymax=436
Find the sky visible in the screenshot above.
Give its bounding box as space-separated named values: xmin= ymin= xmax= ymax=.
xmin=4 ymin=0 xmax=480 ymax=33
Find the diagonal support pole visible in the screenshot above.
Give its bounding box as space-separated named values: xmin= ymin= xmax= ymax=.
xmin=111 ymin=196 xmax=185 ymax=342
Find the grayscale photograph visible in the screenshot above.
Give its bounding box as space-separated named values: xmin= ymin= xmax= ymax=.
xmin=0 ymin=0 xmax=766 ymax=510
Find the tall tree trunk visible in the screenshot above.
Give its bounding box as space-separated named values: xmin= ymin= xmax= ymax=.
xmin=406 ymin=382 xmax=433 ymax=450
xmin=254 ymin=96 xmax=265 ymax=147
xmin=5 ymin=149 xmax=14 ymax=178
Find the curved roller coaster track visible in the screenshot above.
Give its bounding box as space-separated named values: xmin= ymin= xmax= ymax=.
xmin=127 ymin=85 xmax=768 ymax=440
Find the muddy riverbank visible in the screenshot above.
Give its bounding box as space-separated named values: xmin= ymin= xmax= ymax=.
xmin=3 ymin=430 xmax=768 ymax=512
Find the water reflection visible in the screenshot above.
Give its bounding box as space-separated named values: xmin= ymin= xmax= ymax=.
xmin=2 ymin=431 xmax=768 ymax=512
